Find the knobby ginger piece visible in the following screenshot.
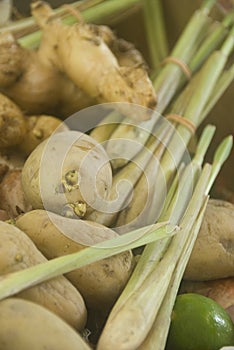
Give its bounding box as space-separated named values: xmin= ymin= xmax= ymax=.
xmin=0 ymin=32 xmax=94 ymax=117
xmin=31 ymin=1 xmax=157 ymax=121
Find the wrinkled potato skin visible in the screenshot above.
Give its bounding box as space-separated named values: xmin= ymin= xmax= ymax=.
xmin=0 ymin=298 xmax=91 ymax=350
xmin=0 ymin=169 xmax=32 ymax=217
xmin=0 ymin=221 xmax=87 ymax=330
xmin=16 ymin=209 xmax=134 ymax=310
xmin=184 ymin=199 xmax=234 ymax=281
xmin=19 ymin=114 xmax=69 ymax=156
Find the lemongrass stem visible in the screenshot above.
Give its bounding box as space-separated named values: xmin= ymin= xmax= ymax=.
xmin=138 ymin=132 xmax=233 ymax=350
xmin=88 ymin=121 xmax=172 ymax=227
xmin=104 ymin=125 xmax=215 ymax=315
xmin=97 ymin=164 xmax=212 ymax=350
xmin=143 ymin=0 xmax=168 ymax=70
xmin=139 ymin=196 xmax=209 ymax=350
xmin=89 ymin=111 xmax=124 ymax=144
xmin=190 ymin=11 xmax=234 ymax=72
xmin=105 ymin=1 xmax=214 ymax=169
xmin=206 ymin=135 xmax=233 ymax=194
xmin=202 ymin=63 xmax=234 ymax=119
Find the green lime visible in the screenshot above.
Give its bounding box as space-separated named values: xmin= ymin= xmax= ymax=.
xmin=166 ymin=293 xmax=234 ymax=350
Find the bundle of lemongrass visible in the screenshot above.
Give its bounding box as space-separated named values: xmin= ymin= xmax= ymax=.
xmin=0 ymin=0 xmax=233 ymax=349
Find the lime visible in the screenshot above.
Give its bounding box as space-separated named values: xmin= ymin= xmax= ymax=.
xmin=166 ymin=293 xmax=234 ymax=350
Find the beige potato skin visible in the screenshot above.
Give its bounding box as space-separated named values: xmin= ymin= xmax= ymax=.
xmin=184 ymin=199 xmax=234 ymax=281
xmin=0 ymin=298 xmax=91 ymax=350
xmin=21 ymin=130 xmax=113 ymax=218
xmin=19 ymin=115 xmax=69 ymax=156
xmin=0 ymin=169 xmax=32 ymax=217
xmin=0 ymin=221 xmax=87 ymax=330
xmin=16 ymin=209 xmax=134 ymax=310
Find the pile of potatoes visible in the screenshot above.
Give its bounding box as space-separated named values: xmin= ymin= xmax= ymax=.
xmin=0 ymin=91 xmax=234 ymax=348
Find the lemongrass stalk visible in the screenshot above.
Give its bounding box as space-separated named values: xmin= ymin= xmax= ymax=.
xmin=206 ymin=135 xmax=233 ymax=194
xmin=143 ymin=0 xmax=168 ymax=70
xmin=114 ymin=124 xmax=175 ymax=231
xmin=201 ymin=62 xmax=234 ymax=119
xmin=97 ymin=164 xmax=212 ymax=350
xmin=138 ymin=133 xmax=233 ymax=350
xmin=89 ymin=111 xmax=124 ymax=144
xmin=17 ymin=0 xmax=142 ymax=49
xmin=87 ymin=122 xmax=172 ymax=227
xmin=103 ymin=125 xmax=215 ymax=317
xmin=139 ymin=197 xmax=209 ymax=350
xmin=106 ymin=1 xmax=214 ymax=169
xmin=153 ymin=1 xmax=214 ymax=110
xmin=190 ymin=11 xmax=234 ymax=72
xmin=159 ymin=28 xmax=234 ymax=187
xmin=0 ymin=221 xmax=177 ymax=301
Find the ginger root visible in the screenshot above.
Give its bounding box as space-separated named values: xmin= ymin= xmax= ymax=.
xmin=0 ymin=32 xmax=94 ymax=117
xmin=30 ymin=1 xmax=157 ymax=121
xmin=0 ymin=92 xmax=26 ymax=148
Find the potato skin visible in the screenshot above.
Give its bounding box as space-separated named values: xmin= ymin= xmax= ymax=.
xmin=0 ymin=298 xmax=91 ymax=350
xmin=21 ymin=130 xmax=112 ymax=218
xmin=0 ymin=221 xmax=87 ymax=330
xmin=16 ymin=209 xmax=134 ymax=310
xmin=184 ymin=199 xmax=234 ymax=281
xmin=19 ymin=114 xmax=69 ymax=156
xmin=0 ymin=169 xmax=32 ymax=217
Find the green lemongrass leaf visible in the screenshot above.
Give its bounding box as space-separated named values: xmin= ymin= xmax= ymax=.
xmin=193 ymin=124 xmax=216 ymax=166
xmin=97 ymin=165 xmax=211 ymax=350
xmin=105 ymin=151 xmax=211 ymax=316
xmin=206 ymin=135 xmax=233 ymax=194
xmin=166 ymin=125 xmax=215 ymax=225
xmin=139 ymin=196 xmax=209 ymax=350
xmin=143 ymin=0 xmax=168 ymax=70
xmin=190 ymin=11 xmax=234 ymax=72
xmin=202 ymin=63 xmax=234 ymax=119
xmin=103 ymin=0 xmax=217 ymax=170
xmin=0 ymin=222 xmax=178 ymax=301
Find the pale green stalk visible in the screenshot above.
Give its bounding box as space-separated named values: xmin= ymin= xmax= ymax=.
xmin=201 ymin=62 xmax=234 ymax=119
xmin=206 ymin=135 xmax=233 ymax=194
xmin=159 ymin=26 xmax=234 ymax=187
xmin=97 ymin=164 xmax=212 ymax=350
xmin=88 ymin=122 xmax=172 ymax=227
xmin=89 ymin=111 xmax=124 ymax=144
xmin=137 ymin=134 xmax=233 ymax=350
xmin=106 ymin=0 xmax=217 ymax=169
xmin=0 ymin=222 xmax=177 ymax=301
xmin=143 ymin=0 xmax=168 ymax=70
xmin=189 ymin=11 xmax=234 ymax=72
xmin=139 ymin=197 xmax=209 ymax=350
xmin=101 ymin=125 xmax=215 ymax=317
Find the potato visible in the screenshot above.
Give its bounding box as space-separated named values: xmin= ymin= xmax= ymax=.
xmin=0 ymin=221 xmax=87 ymax=330
xmin=16 ymin=209 xmax=134 ymax=310
xmin=0 ymin=169 xmax=32 ymax=217
xmin=21 ymin=130 xmax=112 ymax=218
xmin=0 ymin=298 xmax=91 ymax=350
xmin=184 ymin=199 xmax=234 ymax=280
xmin=19 ymin=114 xmax=69 ymax=156
xmin=0 ymin=92 xmax=26 ymax=148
